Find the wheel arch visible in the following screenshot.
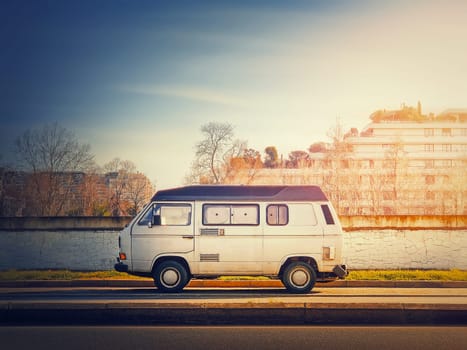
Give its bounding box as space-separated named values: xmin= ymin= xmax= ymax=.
xmin=152 ymin=256 xmax=192 ymax=277
xmin=279 ymin=256 xmax=319 ymax=278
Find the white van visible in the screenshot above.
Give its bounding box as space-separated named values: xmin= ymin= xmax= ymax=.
xmin=115 ymin=185 xmax=347 ymax=293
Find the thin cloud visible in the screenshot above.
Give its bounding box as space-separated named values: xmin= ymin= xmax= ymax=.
xmin=120 ymin=84 xmax=247 ymax=107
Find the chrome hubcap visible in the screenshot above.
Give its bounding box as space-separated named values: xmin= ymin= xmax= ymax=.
xmin=291 ymin=269 xmax=309 ymax=287
xmin=162 ymin=268 xmax=179 ymax=286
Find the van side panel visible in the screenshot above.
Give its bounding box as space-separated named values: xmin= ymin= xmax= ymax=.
xmin=262 ymin=203 xmax=323 ymax=275
xmin=320 ymin=202 xmax=344 ymax=271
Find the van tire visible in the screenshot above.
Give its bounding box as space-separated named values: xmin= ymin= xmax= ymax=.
xmin=153 ymin=260 xmax=189 ymax=293
xmin=281 ymin=261 xmax=316 ymax=294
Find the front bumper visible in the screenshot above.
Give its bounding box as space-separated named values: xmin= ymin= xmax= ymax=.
xmin=114 ymin=261 xmax=129 ymax=273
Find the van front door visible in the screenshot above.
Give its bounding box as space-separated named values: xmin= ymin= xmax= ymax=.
xmin=131 ymin=202 xmax=194 ymax=272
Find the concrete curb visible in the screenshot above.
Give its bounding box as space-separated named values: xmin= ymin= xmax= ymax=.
xmin=1 ymin=279 xmax=467 ymax=289
xmin=1 ymin=300 xmax=466 ymax=325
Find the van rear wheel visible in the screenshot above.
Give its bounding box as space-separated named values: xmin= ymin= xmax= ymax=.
xmin=153 ymin=261 xmax=189 ymax=293
xmin=281 ymin=261 xmax=316 ymax=294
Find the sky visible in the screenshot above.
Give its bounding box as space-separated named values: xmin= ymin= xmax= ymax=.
xmin=1 ymin=0 xmax=466 ymax=190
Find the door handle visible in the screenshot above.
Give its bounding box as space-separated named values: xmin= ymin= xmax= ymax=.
xmin=182 ymin=235 xmax=194 ymax=239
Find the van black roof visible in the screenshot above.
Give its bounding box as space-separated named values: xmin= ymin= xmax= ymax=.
xmin=151 ymin=185 xmax=328 ymax=202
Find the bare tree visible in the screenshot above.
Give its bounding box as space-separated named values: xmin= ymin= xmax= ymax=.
xmin=321 ymin=118 xmax=354 ymax=215
xmin=104 ymin=158 xmax=135 ymax=216
xmin=225 ymin=148 xmax=263 ymax=184
xmin=125 ymin=173 xmax=154 ymax=216
xmin=103 ymin=158 xmax=153 ymax=216
xmin=15 ymin=123 xmax=94 ymax=216
xmin=188 ymin=122 xmax=245 ymax=184
xmin=382 ymin=140 xmax=408 ymax=214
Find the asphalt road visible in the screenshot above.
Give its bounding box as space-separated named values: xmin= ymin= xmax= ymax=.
xmin=1 ymin=326 xmax=466 ymax=350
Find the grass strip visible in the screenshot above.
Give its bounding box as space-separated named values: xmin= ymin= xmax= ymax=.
xmin=0 ymin=269 xmax=466 ymax=281
xmin=346 ymin=269 xmax=467 ymax=281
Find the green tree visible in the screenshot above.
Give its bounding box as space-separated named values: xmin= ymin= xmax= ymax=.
xmin=264 ymin=146 xmax=279 ymax=168
xmin=286 ymin=150 xmax=310 ymax=168
xmin=308 ymin=142 xmax=327 ymax=153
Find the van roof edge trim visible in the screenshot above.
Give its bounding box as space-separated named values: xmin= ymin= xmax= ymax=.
xmin=151 ymin=185 xmax=328 ymax=202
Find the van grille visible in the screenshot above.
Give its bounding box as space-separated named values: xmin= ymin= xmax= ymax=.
xmin=200 ymin=253 xmax=220 ymax=262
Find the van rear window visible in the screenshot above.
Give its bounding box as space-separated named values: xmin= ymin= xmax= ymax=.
xmin=321 ymin=204 xmax=335 ymax=225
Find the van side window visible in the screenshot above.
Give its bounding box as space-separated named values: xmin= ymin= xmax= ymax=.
xmin=321 ymin=204 xmax=335 ymax=225
xmin=203 ymin=204 xmax=259 ymax=225
xmin=138 ymin=204 xmax=192 ymax=226
xmin=267 ymin=204 xmax=288 ymax=225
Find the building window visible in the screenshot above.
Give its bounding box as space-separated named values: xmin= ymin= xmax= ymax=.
xmin=425 ymin=160 xmax=434 ymax=168
xmin=383 ymin=191 xmax=396 ymax=200
xmin=266 ymin=204 xmax=288 ymax=225
xmin=425 ymin=175 xmax=435 ymax=185
xmin=424 ymin=128 xmax=434 ymax=137
xmin=442 ymin=144 xmax=452 ymax=152
xmin=442 ymin=160 xmax=452 ymax=167
xmin=442 ymin=128 xmax=452 ymax=136
xmin=424 ymin=144 xmax=434 ymax=152
xmin=425 ymin=191 xmax=435 ymax=200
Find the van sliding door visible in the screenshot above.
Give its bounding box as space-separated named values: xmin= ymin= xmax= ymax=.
xmin=196 ymin=203 xmax=263 ymax=275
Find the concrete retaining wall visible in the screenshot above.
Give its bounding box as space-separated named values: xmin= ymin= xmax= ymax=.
xmin=0 ymin=230 xmax=118 ymax=271
xmin=0 ymin=216 xmax=466 ymax=271
xmin=343 ymin=230 xmax=467 ymax=270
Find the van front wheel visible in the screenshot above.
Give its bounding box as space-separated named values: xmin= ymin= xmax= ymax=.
xmin=153 ymin=261 xmax=189 ymax=293
xmin=281 ymin=262 xmax=316 ymax=294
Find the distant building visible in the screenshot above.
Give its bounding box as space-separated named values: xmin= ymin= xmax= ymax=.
xmin=0 ymin=170 xmax=154 ymax=217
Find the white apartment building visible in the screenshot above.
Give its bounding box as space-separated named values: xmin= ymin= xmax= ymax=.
xmin=229 ymin=109 xmax=467 ymax=216
xmin=342 ymin=113 xmax=467 ymax=215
